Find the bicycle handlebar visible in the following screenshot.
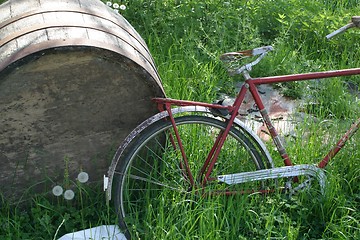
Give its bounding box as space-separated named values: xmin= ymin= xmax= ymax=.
xmin=221 ymin=16 xmax=360 ymax=77
xmin=326 ymin=16 xmax=360 ymax=39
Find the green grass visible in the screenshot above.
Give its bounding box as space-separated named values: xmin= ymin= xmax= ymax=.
xmin=1 ymin=0 xmax=360 ymax=239
xmin=0 ymin=183 xmax=118 ymax=239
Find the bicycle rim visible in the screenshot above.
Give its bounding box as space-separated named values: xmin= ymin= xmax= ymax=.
xmin=113 ymin=115 xmax=271 ymax=238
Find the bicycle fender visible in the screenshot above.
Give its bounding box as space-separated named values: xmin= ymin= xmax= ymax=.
xmin=105 ymin=106 xmax=274 ymax=202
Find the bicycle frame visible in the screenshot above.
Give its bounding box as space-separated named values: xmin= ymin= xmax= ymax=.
xmin=153 ymin=67 xmax=360 ymax=190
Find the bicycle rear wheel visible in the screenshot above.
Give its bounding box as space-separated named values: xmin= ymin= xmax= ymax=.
xmin=113 ymin=115 xmax=272 ymax=239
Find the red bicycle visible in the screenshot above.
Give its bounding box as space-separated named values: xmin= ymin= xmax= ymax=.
xmin=105 ymin=17 xmax=360 ymax=239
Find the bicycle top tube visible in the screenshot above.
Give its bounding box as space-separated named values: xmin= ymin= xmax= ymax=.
xmin=249 ymin=68 xmax=360 ymax=85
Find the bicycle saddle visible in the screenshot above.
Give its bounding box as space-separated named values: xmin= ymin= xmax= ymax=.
xmin=220 ymin=46 xmax=273 ymax=62
xmin=220 ymin=46 xmax=273 ymax=76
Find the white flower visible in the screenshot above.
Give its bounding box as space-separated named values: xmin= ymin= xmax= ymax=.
xmin=120 ymin=4 xmax=126 ymax=10
xmin=77 ymin=171 xmax=89 ymax=183
xmin=114 ymin=9 xmax=119 ymax=13
xmin=113 ymin=3 xmax=119 ymax=9
xmin=106 ymin=1 xmax=112 ymax=7
xmin=52 ymin=185 xmax=63 ymax=196
xmin=64 ymin=189 xmax=75 ymax=200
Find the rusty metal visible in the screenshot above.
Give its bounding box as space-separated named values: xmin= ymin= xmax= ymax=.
xmin=152 ymin=97 xmax=235 ymax=112
xmin=248 ymin=81 xmax=294 ymax=167
xmin=110 ymin=31 xmax=359 ymax=199
xmin=318 ymin=118 xmax=360 ymax=168
xmin=251 ymin=68 xmax=360 ymax=85
xmin=106 ymin=16 xmax=360 ymax=213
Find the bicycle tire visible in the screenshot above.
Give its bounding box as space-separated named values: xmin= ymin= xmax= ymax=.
xmin=113 ymin=115 xmax=272 ymax=239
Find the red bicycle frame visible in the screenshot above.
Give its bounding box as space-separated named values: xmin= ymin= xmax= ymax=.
xmin=247 ymin=67 xmax=360 ymax=169
xmin=153 ymin=67 xmax=360 ymax=187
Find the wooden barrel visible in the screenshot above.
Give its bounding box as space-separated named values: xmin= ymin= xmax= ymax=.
xmin=0 ymin=0 xmax=165 ymax=201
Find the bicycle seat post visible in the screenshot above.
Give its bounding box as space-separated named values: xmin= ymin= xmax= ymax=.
xmin=241 ymin=69 xmax=252 ymax=81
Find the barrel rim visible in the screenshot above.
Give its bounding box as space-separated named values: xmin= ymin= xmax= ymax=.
xmin=0 ymin=39 xmax=165 ymax=96
xmin=0 ymin=2 xmax=163 ymax=91
xmin=0 ymin=6 xmax=147 ymax=50
xmin=0 ymin=21 xmax=158 ymax=76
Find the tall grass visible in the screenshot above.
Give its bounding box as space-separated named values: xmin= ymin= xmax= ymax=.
xmin=121 ymin=0 xmax=359 ymax=115
xmin=0 ymin=183 xmax=118 ymax=239
xmin=1 ymin=0 xmax=359 ymax=239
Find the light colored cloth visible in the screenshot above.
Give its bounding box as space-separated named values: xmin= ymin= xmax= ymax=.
xmin=58 ymin=225 xmax=126 ymax=240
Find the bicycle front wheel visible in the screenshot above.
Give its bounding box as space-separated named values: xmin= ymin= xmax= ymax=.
xmin=113 ymin=115 xmax=271 ymax=239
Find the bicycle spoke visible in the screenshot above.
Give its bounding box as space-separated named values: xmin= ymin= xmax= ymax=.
xmin=113 ymin=115 xmax=272 ymax=238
